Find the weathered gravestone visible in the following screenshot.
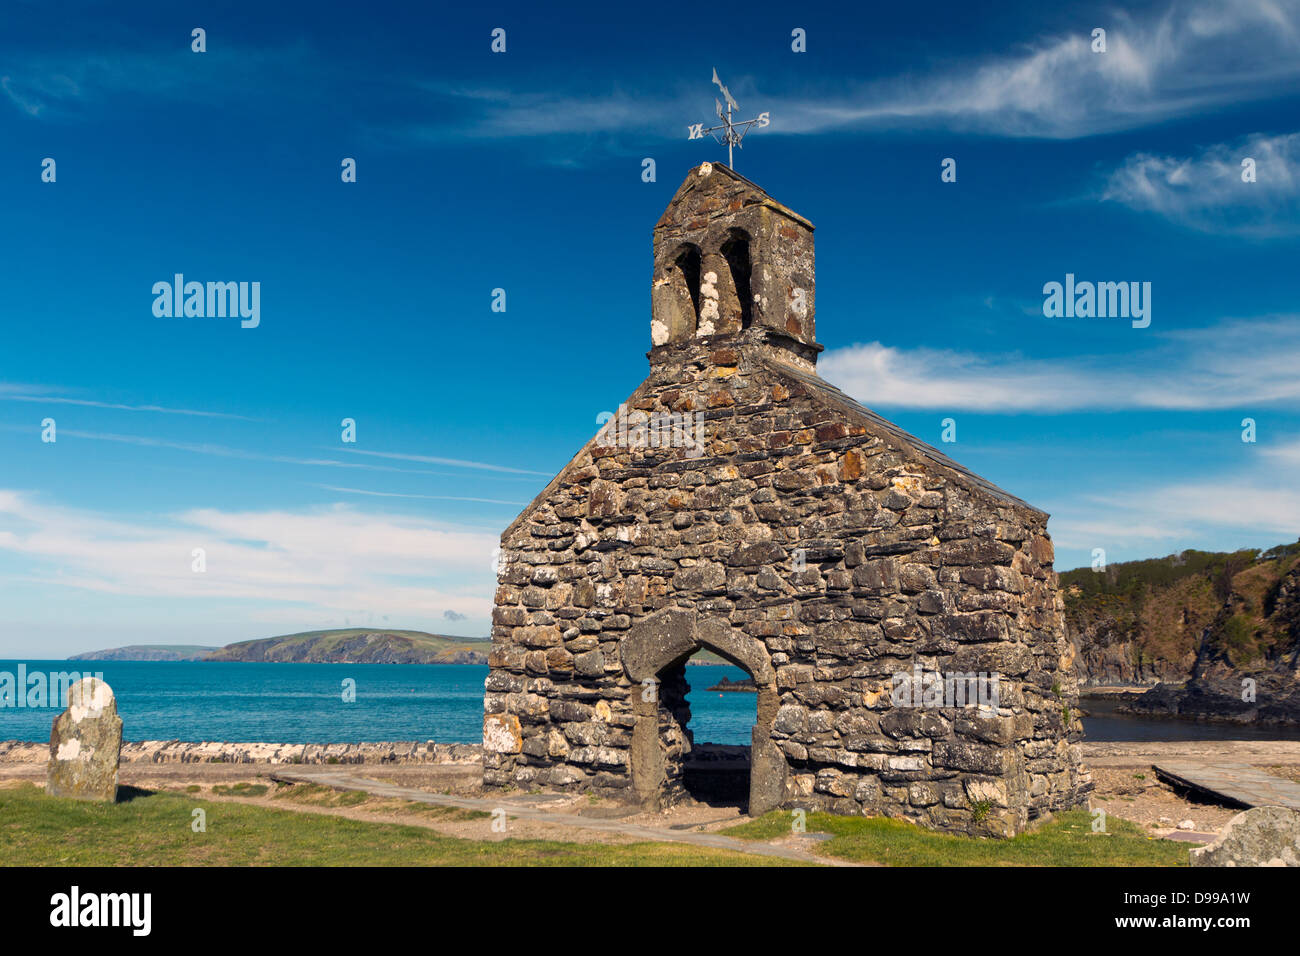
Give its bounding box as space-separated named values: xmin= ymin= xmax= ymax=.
xmin=1190 ymin=806 xmax=1300 ymax=867
xmin=46 ymin=676 xmax=122 ymax=802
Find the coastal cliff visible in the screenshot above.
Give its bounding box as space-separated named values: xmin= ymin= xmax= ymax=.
xmin=70 ymin=645 xmax=218 ymax=662
xmin=75 ymin=629 xmax=489 ymax=665
xmin=1063 ymin=541 xmax=1300 ymax=724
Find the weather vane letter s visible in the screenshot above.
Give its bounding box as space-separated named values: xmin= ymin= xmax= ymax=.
xmin=687 ymin=68 xmax=769 ymax=169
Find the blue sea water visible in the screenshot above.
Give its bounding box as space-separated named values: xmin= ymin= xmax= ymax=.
xmin=3 ymin=660 xmax=1298 ymax=745
xmin=0 ymin=660 xmax=757 ymax=745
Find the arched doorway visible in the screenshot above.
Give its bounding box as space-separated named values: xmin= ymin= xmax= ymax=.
xmin=619 ymin=607 xmax=786 ymax=815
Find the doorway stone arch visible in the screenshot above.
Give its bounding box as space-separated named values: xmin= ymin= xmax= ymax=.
xmin=619 ymin=606 xmax=786 ymax=815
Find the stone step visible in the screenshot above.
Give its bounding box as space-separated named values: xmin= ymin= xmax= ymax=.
xmin=1154 ymin=761 xmax=1300 ymax=811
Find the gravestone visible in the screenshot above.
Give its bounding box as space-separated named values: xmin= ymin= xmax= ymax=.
xmin=46 ymin=676 xmax=123 ymax=802
xmin=1190 ymin=806 xmax=1300 ymax=867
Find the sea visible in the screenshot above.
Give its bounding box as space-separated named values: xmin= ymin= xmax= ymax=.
xmin=3 ymin=660 xmax=1299 ymax=746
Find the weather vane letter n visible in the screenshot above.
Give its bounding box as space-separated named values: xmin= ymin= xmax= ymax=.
xmin=687 ymin=68 xmax=769 ymax=170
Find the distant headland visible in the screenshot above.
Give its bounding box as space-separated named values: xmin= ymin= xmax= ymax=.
xmin=70 ymin=628 xmax=490 ymax=665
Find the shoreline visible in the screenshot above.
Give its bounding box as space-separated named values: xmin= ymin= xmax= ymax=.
xmin=1078 ymin=685 xmax=1153 ymax=697
xmin=5 ymin=737 xmax=1300 ymax=767
xmin=0 ymin=739 xmax=482 ymax=765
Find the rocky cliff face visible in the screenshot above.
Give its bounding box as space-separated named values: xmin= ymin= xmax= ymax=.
xmin=1064 ymin=571 xmax=1218 ymax=686
xmin=1067 ymin=617 xmax=1194 ymax=687
xmin=1064 ymin=543 xmax=1300 ymax=724
xmin=1124 ymin=552 xmax=1300 ymax=724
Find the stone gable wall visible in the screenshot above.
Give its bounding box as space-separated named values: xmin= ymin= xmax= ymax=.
xmin=485 ymin=336 xmax=1090 ymax=836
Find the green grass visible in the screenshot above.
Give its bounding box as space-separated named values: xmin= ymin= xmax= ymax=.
xmin=212 ymin=782 xmax=269 ymax=797
xmin=270 ymin=780 xmax=494 ymax=821
xmin=1 ymin=782 xmax=1198 ymax=867
xmin=267 ymin=782 xmax=373 ymax=809
xmin=0 ymin=783 xmax=787 ymax=866
xmin=724 ymin=809 xmax=1193 ymax=866
xmin=407 ymin=803 xmax=491 ymax=822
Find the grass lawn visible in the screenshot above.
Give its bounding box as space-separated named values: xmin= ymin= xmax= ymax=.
xmin=0 ymin=783 xmax=788 ymax=867
xmin=724 ymin=808 xmax=1194 ymax=866
xmin=269 ymin=780 xmax=490 ymax=821
xmin=1 ymin=780 xmax=1198 ymax=867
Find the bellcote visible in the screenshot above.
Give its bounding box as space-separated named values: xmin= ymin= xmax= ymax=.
xmin=650 ymin=162 xmax=819 ymax=368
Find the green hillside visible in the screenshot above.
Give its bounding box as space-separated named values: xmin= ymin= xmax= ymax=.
xmin=71 ymin=644 xmax=221 ymax=661
xmin=205 ymin=628 xmax=488 ymax=664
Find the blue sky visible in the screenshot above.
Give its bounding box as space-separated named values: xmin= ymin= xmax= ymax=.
xmin=2 ymin=0 xmax=1298 ymax=657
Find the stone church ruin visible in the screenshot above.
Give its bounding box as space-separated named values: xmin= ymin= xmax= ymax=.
xmin=484 ymin=162 xmax=1090 ymax=836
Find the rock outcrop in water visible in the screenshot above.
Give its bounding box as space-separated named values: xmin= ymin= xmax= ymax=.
xmin=707 ymin=676 xmax=757 ymax=692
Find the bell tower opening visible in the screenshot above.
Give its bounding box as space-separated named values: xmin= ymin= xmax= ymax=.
xmin=675 ymin=245 xmax=702 ymax=321
xmin=720 ymin=229 xmax=752 ymax=329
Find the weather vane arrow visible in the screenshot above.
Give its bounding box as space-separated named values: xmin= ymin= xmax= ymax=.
xmin=687 ymin=68 xmax=769 ymax=169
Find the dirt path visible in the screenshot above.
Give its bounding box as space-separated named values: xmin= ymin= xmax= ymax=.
xmin=262 ymin=769 xmax=858 ymax=864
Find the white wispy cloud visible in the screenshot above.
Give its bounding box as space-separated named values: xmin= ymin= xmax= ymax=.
xmin=406 ymin=83 xmax=666 ymax=140
xmin=319 ymin=485 xmax=529 ymax=506
xmin=1262 ymin=438 xmax=1300 ymax=465
xmin=13 ymin=3 xmax=1299 ymax=143
xmin=819 ymin=316 xmax=1300 ymax=412
xmin=0 ymin=391 xmax=257 ymax=420
xmin=40 ymin=429 xmax=445 ymax=475
xmin=2 ymin=43 xmax=316 ymax=119
xmin=403 ymin=1 xmax=1300 ymax=144
xmin=338 ymin=447 xmax=551 ymax=476
xmin=0 ymin=491 xmax=496 ymax=620
xmin=1102 ymin=131 xmax=1300 ymax=235
xmin=1051 ymin=440 xmax=1300 ymax=555
xmin=0 ymin=383 xmax=59 ymax=396
xmin=769 ymin=1 xmax=1300 ymax=138
xmin=0 ymin=426 xmax=537 ymax=482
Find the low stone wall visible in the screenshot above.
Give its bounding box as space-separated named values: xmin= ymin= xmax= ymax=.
xmin=0 ymin=740 xmax=483 ymax=765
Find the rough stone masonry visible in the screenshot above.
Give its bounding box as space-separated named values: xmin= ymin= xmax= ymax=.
xmin=484 ymin=162 xmax=1090 ymax=836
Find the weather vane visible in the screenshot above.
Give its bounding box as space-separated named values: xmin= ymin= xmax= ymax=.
xmin=687 ymin=68 xmax=769 ymax=169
